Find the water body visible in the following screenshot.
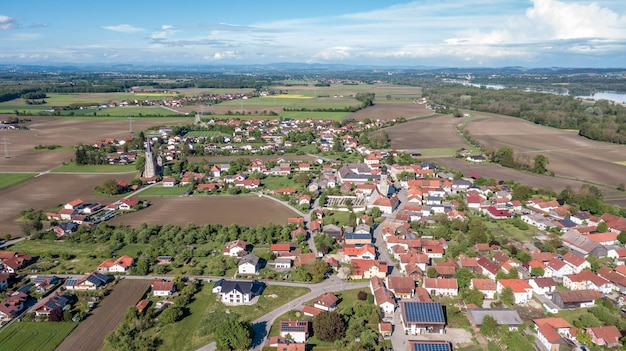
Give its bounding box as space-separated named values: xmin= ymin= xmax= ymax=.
xmin=576 ymin=92 xmax=626 ymax=104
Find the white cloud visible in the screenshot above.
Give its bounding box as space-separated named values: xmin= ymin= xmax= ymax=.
xmin=102 ymin=24 xmax=145 ymax=33
xmin=152 ymin=24 xmax=178 ymax=39
xmin=208 ymin=51 xmax=239 ymax=60
xmin=313 ymin=46 xmax=353 ymax=60
xmin=0 ymin=14 xmax=17 ymax=30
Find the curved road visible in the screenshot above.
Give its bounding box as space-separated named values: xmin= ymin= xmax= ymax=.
xmin=195 ymin=274 xmax=369 ymax=351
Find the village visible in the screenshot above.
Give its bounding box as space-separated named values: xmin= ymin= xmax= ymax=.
xmin=1 ymin=112 xmax=626 ymax=351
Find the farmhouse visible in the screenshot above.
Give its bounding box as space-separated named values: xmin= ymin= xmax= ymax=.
xmin=223 ymin=239 xmax=247 ymax=257
xmin=496 ymin=279 xmax=532 ymax=304
xmin=423 ymin=278 xmax=458 ymax=297
xmin=64 ymin=272 xmax=113 ymax=290
xmin=119 ymin=197 xmax=140 ymax=210
xmin=313 ymin=292 xmax=339 ymax=312
xmin=551 ymin=289 xmax=601 ymax=309
xmin=586 ymin=325 xmax=622 ymax=348
xmin=34 ymin=293 xmax=72 ymax=317
xmin=0 ymin=292 xmax=28 ymax=321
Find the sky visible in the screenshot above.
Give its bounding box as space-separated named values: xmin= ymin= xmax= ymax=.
xmin=1 ymin=0 xmax=626 ymax=68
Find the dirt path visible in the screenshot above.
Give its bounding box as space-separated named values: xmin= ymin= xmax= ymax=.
xmin=56 ymin=279 xmax=149 ymax=351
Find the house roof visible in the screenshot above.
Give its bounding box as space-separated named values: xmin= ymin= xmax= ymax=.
xmin=471 ymin=278 xmax=496 ymax=291
xmin=213 ymin=279 xmax=263 ymax=296
xmin=555 ymin=289 xmax=602 ymax=303
xmin=401 ymin=301 xmax=445 ymax=324
xmin=314 ymin=292 xmax=338 ymax=307
xmin=387 ymin=276 xmax=415 ymax=294
xmin=279 ymin=320 xmax=309 ymax=334
xmin=423 ymin=278 xmax=458 ymax=290
xmin=533 ymin=317 xmax=571 ymax=329
xmin=586 ymin=325 xmax=621 ymax=344
xmin=270 ymin=243 xmax=292 ymax=252
xmin=407 ymin=341 xmax=452 ymax=351
xmin=531 ymin=277 xmax=557 ymax=288
xmin=538 ymin=324 xmax=564 ymax=344
xmin=497 ymin=279 xmax=531 ymax=293
xmin=562 ymin=252 xmax=587 ymax=267
xmin=467 ymin=308 xmax=523 ymax=327
xmin=151 ymin=279 xmax=174 ymax=292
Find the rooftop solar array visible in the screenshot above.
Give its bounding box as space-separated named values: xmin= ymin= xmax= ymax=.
xmin=402 ymin=302 xmax=445 ymax=324
xmin=280 ymin=321 xmax=308 ymax=332
xmin=410 ymin=341 xmax=452 ymax=351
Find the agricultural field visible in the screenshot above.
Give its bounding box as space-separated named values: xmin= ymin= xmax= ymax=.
xmin=56 ymin=279 xmax=150 ymax=351
xmin=0 ymin=321 xmax=77 ymax=351
xmin=107 ymin=196 xmax=299 ymax=228
xmin=0 ymin=172 xmax=37 ymax=190
xmin=463 ymin=113 xmax=626 ymax=191
xmin=279 ymin=111 xmax=351 ymax=120
xmin=386 ymin=114 xmax=468 ymax=151
xmin=0 ymin=173 xmax=136 ymax=237
xmin=135 ymin=185 xmax=190 ymax=196
xmin=348 ymin=103 xmax=432 ymax=121
xmin=0 ymin=116 xmax=193 ymax=173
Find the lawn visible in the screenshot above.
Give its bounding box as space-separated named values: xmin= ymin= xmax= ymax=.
xmin=135 ymin=185 xmax=190 ymax=196
xmin=261 ymin=176 xmax=300 ymax=191
xmin=0 ymin=172 xmax=37 ymax=190
xmin=183 ymin=130 xmax=227 ymax=138
xmin=0 ymin=322 xmax=77 ymax=351
xmin=51 ymin=163 xmax=138 ymax=173
xmin=10 ymin=239 xmax=115 ymax=274
xmin=147 ymin=283 xmax=310 ymax=351
xmin=484 ymin=220 xmax=535 ymax=243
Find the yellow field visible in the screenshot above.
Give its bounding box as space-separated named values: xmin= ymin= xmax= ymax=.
xmin=261 ymin=94 xmax=313 ymax=99
xmin=614 ymin=161 xmax=626 ymax=166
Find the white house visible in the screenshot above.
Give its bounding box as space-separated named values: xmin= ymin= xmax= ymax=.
xmin=279 ymin=320 xmax=309 ymax=343
xmin=470 ymin=278 xmax=497 ymax=299
xmin=497 ymin=279 xmax=533 ymax=305
xmin=212 ymin=279 xmax=264 ymax=305
xmin=529 ymin=277 xmax=557 ymax=295
xmin=151 ymin=279 xmax=175 ymax=296
xmin=238 ymin=254 xmax=260 ymax=275
xmin=423 ymin=278 xmax=458 ymax=297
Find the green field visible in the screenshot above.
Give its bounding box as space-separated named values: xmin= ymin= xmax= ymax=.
xmin=51 ymin=163 xmax=138 ymax=173
xmin=279 ymin=111 xmax=351 ymax=120
xmin=136 ymin=185 xmax=190 ymax=196
xmin=0 ymin=173 xmax=37 ymax=190
xmin=261 ymin=176 xmax=300 ymax=191
xmin=220 ymin=96 xmax=360 ymax=109
xmin=184 ymin=131 xmax=227 ymax=138
xmin=0 ymin=322 xmax=77 ymax=351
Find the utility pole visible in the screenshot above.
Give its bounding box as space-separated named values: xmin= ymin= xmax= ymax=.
xmin=2 ymin=136 xmax=10 ymax=158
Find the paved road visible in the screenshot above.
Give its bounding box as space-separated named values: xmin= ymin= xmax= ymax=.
xmin=195 ymin=274 xmax=369 ymax=351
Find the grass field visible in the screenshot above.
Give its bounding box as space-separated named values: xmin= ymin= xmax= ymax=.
xmin=51 ymin=163 xmax=138 ymax=173
xmin=0 ymin=322 xmax=77 ymax=351
xmin=122 ymin=283 xmax=311 ymax=351
xmin=0 ymin=172 xmax=37 ymax=190
xmin=10 ymin=240 xmax=116 ymax=274
xmin=261 ymin=176 xmax=300 ymax=191
xmin=136 ymin=185 xmax=190 ymax=196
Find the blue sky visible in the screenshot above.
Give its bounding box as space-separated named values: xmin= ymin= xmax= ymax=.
xmin=1 ymin=0 xmax=625 ymax=67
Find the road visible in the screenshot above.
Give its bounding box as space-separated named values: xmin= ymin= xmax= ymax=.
xmin=195 ymin=274 xmax=369 ymax=351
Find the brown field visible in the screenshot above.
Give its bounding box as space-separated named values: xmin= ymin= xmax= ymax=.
xmin=0 ymin=116 xmax=192 ymax=172
xmin=107 ymin=196 xmax=298 ymax=227
xmin=429 ymin=157 xmax=614 ymax=196
xmin=386 ymin=114 xmax=467 ymax=149
xmin=347 ymin=103 xmax=431 ymax=121
xmin=187 ymin=155 xmax=317 ymax=164
xmin=464 ymin=114 xmax=626 ymax=189
xmin=0 ymin=173 xmax=136 ymax=236
xmin=56 ymin=279 xmax=150 ymax=351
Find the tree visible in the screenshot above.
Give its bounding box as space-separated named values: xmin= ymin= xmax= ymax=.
xmin=480 ymin=315 xmax=498 ymax=337
xmin=533 ymin=154 xmax=549 ymax=174
xmin=313 ymin=311 xmax=345 ymax=342
xmin=596 ymin=221 xmax=609 ymax=233
xmin=530 ymin=266 xmax=545 ymax=277
xmin=501 ymin=330 xmax=534 ymax=351
xmin=215 ymin=319 xmax=252 ymax=351
xmin=159 ymin=306 xmax=184 ymax=324
xmin=500 ymin=287 xmax=515 ymax=306
xmin=618 ymin=231 xmax=626 ymax=244
xmin=464 ymin=287 xmax=484 ymax=307
xmin=426 ymin=267 xmax=438 ymax=278
xmin=357 ymin=291 xmax=368 ymax=301
xmin=101 ymin=178 xmax=120 ymax=195
xmin=493 ymin=147 xmax=515 ymax=168
xmin=308 ymin=259 xmax=330 ymax=282
xmin=454 ymin=268 xmax=473 ymax=289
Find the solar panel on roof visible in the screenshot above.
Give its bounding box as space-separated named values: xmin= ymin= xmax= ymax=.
xmin=402 ymin=302 xmax=445 ymax=323
xmin=411 ymin=342 xmax=452 ymax=351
